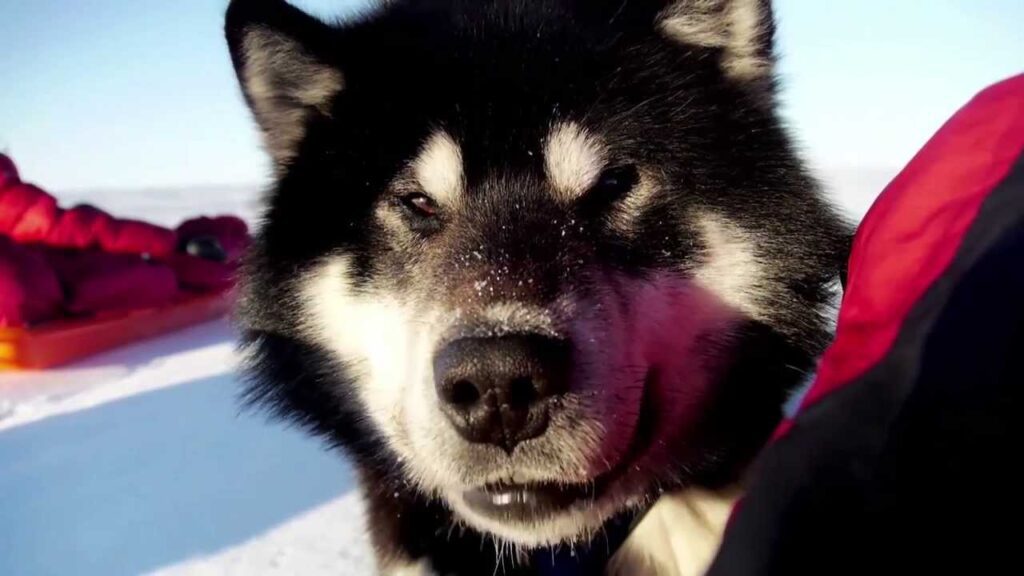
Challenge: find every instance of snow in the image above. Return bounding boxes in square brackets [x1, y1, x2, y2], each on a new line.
[148, 492, 373, 576]
[0, 321, 237, 432]
[0, 318, 373, 576]
[0, 168, 889, 575]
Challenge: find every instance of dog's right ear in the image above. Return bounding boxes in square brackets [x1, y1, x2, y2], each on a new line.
[225, 0, 344, 167]
[657, 0, 776, 84]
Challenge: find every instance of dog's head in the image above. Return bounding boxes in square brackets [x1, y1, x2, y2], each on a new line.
[227, 0, 848, 547]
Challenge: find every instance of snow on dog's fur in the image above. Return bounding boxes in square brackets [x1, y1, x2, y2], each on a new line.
[226, 0, 849, 574]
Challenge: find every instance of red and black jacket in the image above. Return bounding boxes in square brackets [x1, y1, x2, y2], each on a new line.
[708, 74, 1024, 575]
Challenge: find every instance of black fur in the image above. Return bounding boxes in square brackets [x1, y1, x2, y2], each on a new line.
[226, 0, 851, 573]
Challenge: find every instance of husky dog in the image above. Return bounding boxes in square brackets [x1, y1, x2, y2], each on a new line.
[225, 0, 849, 573]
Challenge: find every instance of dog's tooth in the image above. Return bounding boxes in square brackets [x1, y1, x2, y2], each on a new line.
[492, 492, 513, 506]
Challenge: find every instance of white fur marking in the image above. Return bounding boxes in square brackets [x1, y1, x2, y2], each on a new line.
[302, 257, 425, 459]
[413, 131, 464, 204]
[609, 171, 659, 234]
[659, 0, 771, 80]
[610, 488, 740, 576]
[545, 122, 607, 201]
[693, 213, 765, 320]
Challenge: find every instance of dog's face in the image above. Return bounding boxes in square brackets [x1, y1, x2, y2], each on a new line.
[228, 0, 848, 547]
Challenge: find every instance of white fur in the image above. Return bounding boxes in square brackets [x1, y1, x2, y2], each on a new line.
[609, 487, 740, 576]
[545, 122, 607, 202]
[659, 0, 772, 80]
[693, 212, 766, 322]
[241, 26, 344, 164]
[301, 257, 429, 461]
[413, 131, 465, 205]
[609, 170, 660, 235]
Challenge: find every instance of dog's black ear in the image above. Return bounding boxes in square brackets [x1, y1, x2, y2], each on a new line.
[657, 0, 776, 83]
[225, 0, 344, 166]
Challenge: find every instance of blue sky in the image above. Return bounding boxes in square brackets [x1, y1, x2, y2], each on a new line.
[1, 0, 1021, 192]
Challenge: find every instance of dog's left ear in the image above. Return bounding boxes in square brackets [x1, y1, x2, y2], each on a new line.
[658, 0, 776, 83]
[225, 0, 344, 167]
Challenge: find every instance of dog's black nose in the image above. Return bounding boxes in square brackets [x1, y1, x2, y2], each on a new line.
[433, 335, 570, 453]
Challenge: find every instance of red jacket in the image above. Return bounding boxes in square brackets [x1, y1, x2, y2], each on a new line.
[709, 74, 1024, 575]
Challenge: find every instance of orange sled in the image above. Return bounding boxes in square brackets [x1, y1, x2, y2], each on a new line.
[0, 290, 232, 371]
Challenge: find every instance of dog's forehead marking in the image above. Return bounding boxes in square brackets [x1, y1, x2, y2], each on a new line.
[413, 131, 464, 204]
[544, 122, 607, 202]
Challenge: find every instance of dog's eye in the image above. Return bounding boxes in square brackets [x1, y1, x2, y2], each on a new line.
[398, 193, 438, 218]
[584, 165, 639, 208]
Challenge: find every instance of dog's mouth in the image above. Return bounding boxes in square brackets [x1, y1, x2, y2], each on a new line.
[462, 481, 598, 523]
[461, 370, 658, 524]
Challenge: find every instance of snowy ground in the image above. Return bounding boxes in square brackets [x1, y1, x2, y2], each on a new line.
[0, 319, 373, 575]
[0, 169, 890, 575]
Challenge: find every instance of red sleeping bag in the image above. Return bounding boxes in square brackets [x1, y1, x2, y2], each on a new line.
[0, 155, 250, 328]
[0, 236, 64, 326]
